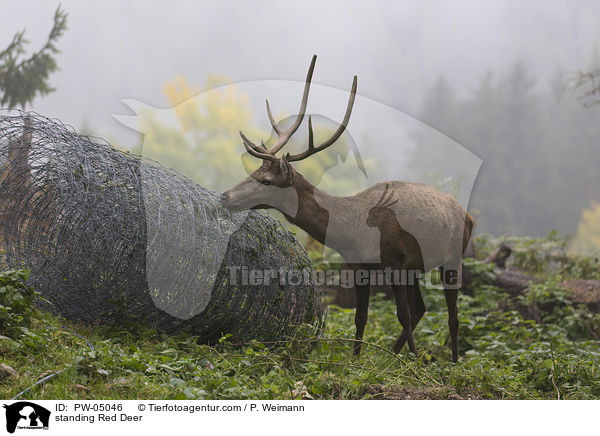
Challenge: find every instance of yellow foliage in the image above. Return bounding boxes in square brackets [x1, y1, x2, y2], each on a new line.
[142, 75, 372, 196]
[141, 75, 260, 192]
[570, 201, 600, 255]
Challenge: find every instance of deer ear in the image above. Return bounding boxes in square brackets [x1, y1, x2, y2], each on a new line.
[280, 154, 294, 182]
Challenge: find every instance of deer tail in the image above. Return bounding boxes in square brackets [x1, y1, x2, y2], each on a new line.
[462, 212, 475, 254]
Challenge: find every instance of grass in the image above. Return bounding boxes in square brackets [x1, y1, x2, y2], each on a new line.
[1, 290, 599, 400]
[1, 233, 600, 400]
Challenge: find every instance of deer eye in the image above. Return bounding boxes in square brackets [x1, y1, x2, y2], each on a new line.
[261, 179, 271, 185]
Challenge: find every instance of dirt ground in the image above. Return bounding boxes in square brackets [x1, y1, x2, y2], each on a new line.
[362, 385, 485, 400]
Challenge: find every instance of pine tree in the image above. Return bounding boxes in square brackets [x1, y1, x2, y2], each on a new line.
[0, 5, 68, 110]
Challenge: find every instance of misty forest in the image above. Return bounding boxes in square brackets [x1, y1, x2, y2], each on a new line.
[1, 2, 600, 402]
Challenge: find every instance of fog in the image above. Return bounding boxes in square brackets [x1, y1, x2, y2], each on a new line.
[2, 1, 597, 138]
[2, 0, 600, 238]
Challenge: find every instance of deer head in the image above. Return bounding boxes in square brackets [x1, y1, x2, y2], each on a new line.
[220, 55, 357, 214]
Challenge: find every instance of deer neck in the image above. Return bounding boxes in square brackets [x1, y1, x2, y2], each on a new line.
[283, 174, 358, 252]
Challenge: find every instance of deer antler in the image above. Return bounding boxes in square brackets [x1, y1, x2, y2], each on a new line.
[264, 55, 317, 154]
[239, 131, 277, 162]
[286, 74, 357, 162]
[239, 54, 358, 163]
[239, 55, 317, 159]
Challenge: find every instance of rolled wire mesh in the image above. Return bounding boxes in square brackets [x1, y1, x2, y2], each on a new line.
[0, 111, 325, 343]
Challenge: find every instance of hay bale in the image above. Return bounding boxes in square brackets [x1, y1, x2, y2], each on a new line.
[0, 111, 325, 343]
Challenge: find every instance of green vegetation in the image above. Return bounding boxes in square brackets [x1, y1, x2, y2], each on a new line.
[0, 269, 35, 340]
[1, 233, 599, 400]
[0, 6, 68, 110]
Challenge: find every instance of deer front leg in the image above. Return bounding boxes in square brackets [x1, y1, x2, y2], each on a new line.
[392, 283, 426, 353]
[391, 284, 417, 355]
[353, 284, 370, 356]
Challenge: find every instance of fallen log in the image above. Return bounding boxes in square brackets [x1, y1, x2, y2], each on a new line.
[464, 244, 600, 314]
[559, 279, 600, 313]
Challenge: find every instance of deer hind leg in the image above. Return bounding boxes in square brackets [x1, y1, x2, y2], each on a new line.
[392, 283, 426, 353]
[353, 284, 370, 356]
[441, 261, 461, 363]
[444, 288, 459, 363]
[391, 284, 418, 355]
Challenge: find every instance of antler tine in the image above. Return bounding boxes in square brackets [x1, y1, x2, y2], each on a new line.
[265, 54, 317, 155]
[307, 115, 314, 150]
[287, 74, 357, 162]
[266, 99, 282, 135]
[239, 131, 277, 162]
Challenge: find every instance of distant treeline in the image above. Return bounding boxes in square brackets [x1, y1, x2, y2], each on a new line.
[411, 60, 600, 237]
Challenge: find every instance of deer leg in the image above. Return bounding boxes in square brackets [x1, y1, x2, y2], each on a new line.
[353, 284, 370, 356]
[391, 285, 417, 355]
[444, 288, 459, 363]
[392, 283, 426, 353]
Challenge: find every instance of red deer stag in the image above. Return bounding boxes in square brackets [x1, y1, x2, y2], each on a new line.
[221, 55, 473, 362]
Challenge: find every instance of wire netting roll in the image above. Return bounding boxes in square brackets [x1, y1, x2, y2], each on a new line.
[0, 111, 325, 343]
